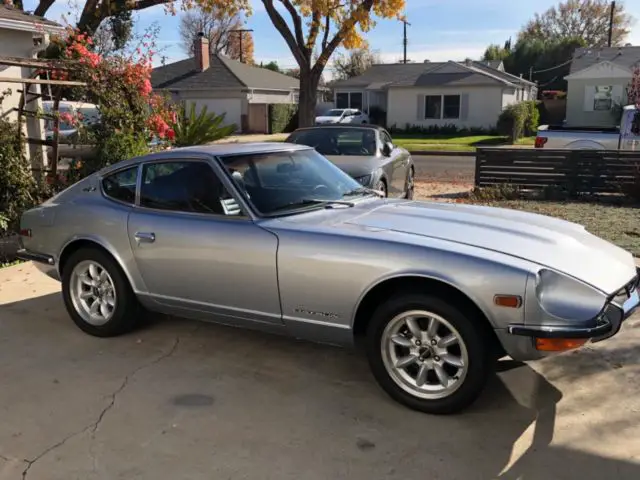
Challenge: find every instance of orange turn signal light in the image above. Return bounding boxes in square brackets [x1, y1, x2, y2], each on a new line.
[535, 338, 588, 352]
[494, 295, 522, 308]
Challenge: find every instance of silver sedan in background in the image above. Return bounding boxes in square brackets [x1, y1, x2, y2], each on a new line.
[18, 143, 640, 414]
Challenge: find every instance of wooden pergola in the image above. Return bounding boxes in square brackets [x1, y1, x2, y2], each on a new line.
[0, 55, 86, 177]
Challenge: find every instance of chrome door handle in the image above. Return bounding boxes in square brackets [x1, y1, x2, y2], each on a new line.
[134, 232, 155, 243]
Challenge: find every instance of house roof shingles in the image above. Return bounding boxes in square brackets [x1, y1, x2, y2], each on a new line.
[151, 54, 299, 91]
[332, 60, 532, 89]
[0, 5, 61, 27]
[570, 46, 640, 73]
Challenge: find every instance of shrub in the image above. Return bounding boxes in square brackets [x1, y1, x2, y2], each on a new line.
[497, 100, 540, 141]
[467, 184, 521, 202]
[171, 102, 236, 147]
[269, 104, 297, 134]
[0, 117, 38, 235]
[368, 106, 387, 126]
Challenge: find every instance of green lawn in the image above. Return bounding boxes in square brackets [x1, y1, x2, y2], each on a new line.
[393, 135, 535, 152]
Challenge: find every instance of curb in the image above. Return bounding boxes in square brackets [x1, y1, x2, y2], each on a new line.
[406, 150, 476, 157]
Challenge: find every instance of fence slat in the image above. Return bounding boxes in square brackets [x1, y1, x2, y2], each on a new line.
[475, 148, 640, 194]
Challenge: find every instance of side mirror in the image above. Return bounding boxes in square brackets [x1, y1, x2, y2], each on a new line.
[382, 142, 394, 156]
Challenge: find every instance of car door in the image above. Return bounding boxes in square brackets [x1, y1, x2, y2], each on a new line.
[127, 158, 282, 325]
[381, 130, 409, 197]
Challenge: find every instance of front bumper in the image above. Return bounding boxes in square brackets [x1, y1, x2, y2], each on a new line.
[507, 269, 639, 351]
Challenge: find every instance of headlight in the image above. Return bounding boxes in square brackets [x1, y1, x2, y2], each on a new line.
[535, 269, 607, 321]
[354, 174, 372, 186]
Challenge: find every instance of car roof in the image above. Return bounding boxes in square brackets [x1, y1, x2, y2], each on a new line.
[98, 142, 312, 175]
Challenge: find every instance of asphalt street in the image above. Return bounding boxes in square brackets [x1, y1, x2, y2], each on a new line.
[412, 154, 476, 182]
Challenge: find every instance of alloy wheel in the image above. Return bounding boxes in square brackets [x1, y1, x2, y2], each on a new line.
[380, 310, 469, 400]
[69, 260, 117, 326]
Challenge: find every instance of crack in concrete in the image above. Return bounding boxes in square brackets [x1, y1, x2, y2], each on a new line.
[22, 334, 182, 480]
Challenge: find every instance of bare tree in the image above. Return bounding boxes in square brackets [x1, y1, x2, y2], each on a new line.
[333, 47, 381, 80]
[179, 5, 253, 63]
[519, 0, 634, 47]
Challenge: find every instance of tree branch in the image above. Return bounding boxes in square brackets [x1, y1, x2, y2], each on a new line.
[307, 2, 321, 51]
[33, 0, 56, 17]
[132, 0, 170, 10]
[313, 0, 374, 75]
[278, 0, 307, 57]
[261, 0, 307, 67]
[321, 14, 331, 51]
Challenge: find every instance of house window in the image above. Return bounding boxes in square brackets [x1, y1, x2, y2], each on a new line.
[336, 92, 363, 109]
[350, 92, 363, 110]
[424, 95, 442, 119]
[443, 95, 461, 119]
[424, 94, 461, 120]
[336, 93, 349, 108]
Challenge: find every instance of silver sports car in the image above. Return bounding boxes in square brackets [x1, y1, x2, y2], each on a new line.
[18, 143, 640, 414]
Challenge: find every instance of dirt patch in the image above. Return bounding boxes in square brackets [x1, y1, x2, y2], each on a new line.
[414, 181, 473, 202]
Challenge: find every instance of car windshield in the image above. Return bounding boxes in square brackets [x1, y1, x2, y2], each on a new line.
[287, 128, 378, 156]
[325, 109, 345, 117]
[221, 148, 372, 216]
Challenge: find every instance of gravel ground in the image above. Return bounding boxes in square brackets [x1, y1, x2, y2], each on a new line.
[415, 181, 640, 256]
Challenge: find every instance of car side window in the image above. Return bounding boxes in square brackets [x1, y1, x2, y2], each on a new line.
[139, 161, 243, 216]
[102, 166, 138, 204]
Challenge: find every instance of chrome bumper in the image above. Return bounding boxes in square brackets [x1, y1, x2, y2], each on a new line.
[16, 248, 55, 265]
[508, 269, 639, 343]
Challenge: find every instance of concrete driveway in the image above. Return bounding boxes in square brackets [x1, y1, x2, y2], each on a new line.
[1, 262, 640, 480]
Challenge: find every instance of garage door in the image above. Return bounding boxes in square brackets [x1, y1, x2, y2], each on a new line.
[187, 99, 242, 133]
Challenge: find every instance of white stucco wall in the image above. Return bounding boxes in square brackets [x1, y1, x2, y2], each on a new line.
[387, 85, 505, 130]
[0, 29, 47, 168]
[501, 87, 518, 108]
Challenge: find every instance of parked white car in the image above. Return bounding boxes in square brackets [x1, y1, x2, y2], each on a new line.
[42, 100, 101, 142]
[315, 108, 370, 125]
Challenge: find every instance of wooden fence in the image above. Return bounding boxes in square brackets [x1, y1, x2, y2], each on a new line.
[475, 148, 640, 194]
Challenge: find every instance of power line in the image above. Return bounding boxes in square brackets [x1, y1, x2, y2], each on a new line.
[531, 57, 574, 75]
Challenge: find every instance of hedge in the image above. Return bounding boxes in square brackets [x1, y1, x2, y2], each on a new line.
[269, 104, 298, 134]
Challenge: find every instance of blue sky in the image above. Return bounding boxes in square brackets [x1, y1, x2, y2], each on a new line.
[26, 0, 640, 78]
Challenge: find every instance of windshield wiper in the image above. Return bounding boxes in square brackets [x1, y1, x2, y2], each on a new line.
[270, 198, 355, 213]
[342, 186, 384, 198]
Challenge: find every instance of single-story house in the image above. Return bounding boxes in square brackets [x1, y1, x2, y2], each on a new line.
[0, 5, 64, 168]
[152, 36, 302, 134]
[564, 46, 640, 127]
[330, 59, 537, 130]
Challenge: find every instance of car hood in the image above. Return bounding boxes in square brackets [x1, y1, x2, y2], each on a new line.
[325, 155, 384, 178]
[343, 200, 636, 294]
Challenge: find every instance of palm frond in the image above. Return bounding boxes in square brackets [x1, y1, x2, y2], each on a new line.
[171, 102, 237, 147]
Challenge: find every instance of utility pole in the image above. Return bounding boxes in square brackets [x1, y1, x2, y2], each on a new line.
[608, 1, 615, 47]
[402, 19, 410, 64]
[229, 28, 254, 63]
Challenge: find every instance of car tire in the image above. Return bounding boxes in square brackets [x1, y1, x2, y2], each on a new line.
[365, 293, 491, 414]
[375, 180, 388, 197]
[404, 167, 415, 200]
[62, 247, 141, 338]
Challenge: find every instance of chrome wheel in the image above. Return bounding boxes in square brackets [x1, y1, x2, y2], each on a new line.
[381, 310, 469, 400]
[69, 260, 117, 326]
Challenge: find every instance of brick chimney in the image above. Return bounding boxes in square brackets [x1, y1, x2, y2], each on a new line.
[194, 32, 210, 71]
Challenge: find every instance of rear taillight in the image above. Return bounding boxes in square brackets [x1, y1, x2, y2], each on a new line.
[534, 136, 548, 148]
[19, 228, 32, 238]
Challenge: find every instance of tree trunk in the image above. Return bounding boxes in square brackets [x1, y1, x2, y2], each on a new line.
[298, 69, 321, 128]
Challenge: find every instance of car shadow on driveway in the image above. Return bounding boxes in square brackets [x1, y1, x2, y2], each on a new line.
[1, 292, 640, 480]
